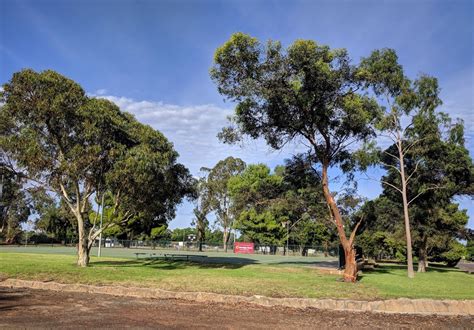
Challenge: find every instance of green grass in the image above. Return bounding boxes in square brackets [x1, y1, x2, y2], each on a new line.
[0, 252, 472, 300]
[0, 245, 337, 265]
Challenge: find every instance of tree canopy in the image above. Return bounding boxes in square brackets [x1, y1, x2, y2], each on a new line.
[211, 33, 381, 281]
[0, 69, 194, 266]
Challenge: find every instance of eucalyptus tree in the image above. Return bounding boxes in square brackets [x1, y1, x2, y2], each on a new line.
[203, 156, 246, 252]
[211, 33, 379, 281]
[228, 164, 287, 249]
[372, 107, 472, 272]
[104, 121, 195, 243]
[358, 50, 473, 276]
[0, 69, 193, 266]
[357, 51, 418, 277]
[192, 174, 210, 251]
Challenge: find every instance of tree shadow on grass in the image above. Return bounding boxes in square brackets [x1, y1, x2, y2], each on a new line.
[90, 256, 258, 270]
[361, 263, 460, 276]
[273, 260, 339, 268]
[90, 260, 144, 267]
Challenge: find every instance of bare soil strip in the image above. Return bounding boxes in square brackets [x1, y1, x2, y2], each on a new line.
[0, 287, 473, 329]
[1, 279, 473, 316]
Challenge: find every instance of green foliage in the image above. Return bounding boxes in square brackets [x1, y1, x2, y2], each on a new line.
[229, 159, 332, 249]
[191, 176, 211, 244]
[357, 197, 406, 260]
[0, 166, 30, 243]
[201, 157, 246, 248]
[31, 189, 77, 242]
[0, 69, 194, 261]
[356, 50, 473, 269]
[170, 227, 196, 242]
[467, 239, 474, 261]
[211, 34, 380, 165]
[440, 241, 466, 267]
[150, 225, 170, 240]
[229, 164, 286, 245]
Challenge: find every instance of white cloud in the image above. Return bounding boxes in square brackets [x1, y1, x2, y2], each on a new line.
[101, 95, 298, 174]
[97, 94, 474, 229]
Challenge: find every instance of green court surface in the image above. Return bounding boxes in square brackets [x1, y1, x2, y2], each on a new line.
[0, 245, 338, 268]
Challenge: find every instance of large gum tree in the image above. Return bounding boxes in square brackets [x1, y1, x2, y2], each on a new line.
[210, 33, 380, 282]
[0, 69, 193, 266]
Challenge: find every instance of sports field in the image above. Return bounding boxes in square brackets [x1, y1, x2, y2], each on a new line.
[1, 246, 473, 300]
[0, 245, 338, 266]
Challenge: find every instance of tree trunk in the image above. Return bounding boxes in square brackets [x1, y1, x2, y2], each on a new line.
[301, 246, 308, 257]
[398, 142, 415, 278]
[321, 164, 358, 282]
[417, 236, 428, 273]
[76, 212, 90, 267]
[77, 239, 90, 267]
[223, 228, 229, 252]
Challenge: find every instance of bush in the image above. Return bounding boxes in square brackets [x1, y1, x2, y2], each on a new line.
[440, 241, 467, 267]
[466, 240, 474, 262]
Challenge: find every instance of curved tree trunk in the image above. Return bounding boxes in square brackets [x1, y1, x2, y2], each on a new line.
[321, 164, 358, 282]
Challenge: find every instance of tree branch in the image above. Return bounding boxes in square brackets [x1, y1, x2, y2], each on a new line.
[381, 180, 403, 194]
[349, 215, 364, 246]
[408, 185, 441, 205]
[382, 150, 400, 162]
[361, 173, 403, 194]
[380, 160, 401, 174]
[405, 159, 422, 184]
[402, 137, 426, 154]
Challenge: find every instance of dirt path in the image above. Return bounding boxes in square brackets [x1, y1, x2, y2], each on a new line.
[0, 287, 472, 329]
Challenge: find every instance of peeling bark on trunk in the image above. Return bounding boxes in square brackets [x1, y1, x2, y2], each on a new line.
[321, 164, 358, 282]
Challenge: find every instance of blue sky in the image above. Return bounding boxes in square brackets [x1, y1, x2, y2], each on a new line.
[1, 0, 473, 229]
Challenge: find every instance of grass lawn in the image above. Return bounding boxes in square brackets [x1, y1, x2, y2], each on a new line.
[0, 252, 473, 300]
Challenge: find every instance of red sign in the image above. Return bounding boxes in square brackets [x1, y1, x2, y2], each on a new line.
[234, 242, 254, 254]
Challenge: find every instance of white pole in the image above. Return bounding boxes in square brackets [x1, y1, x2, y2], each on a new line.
[98, 193, 105, 257]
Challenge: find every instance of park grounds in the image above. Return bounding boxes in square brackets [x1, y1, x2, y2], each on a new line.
[0, 245, 473, 328]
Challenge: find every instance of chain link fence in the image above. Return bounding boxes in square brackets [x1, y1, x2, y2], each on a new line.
[9, 237, 339, 258]
[89, 238, 339, 257]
